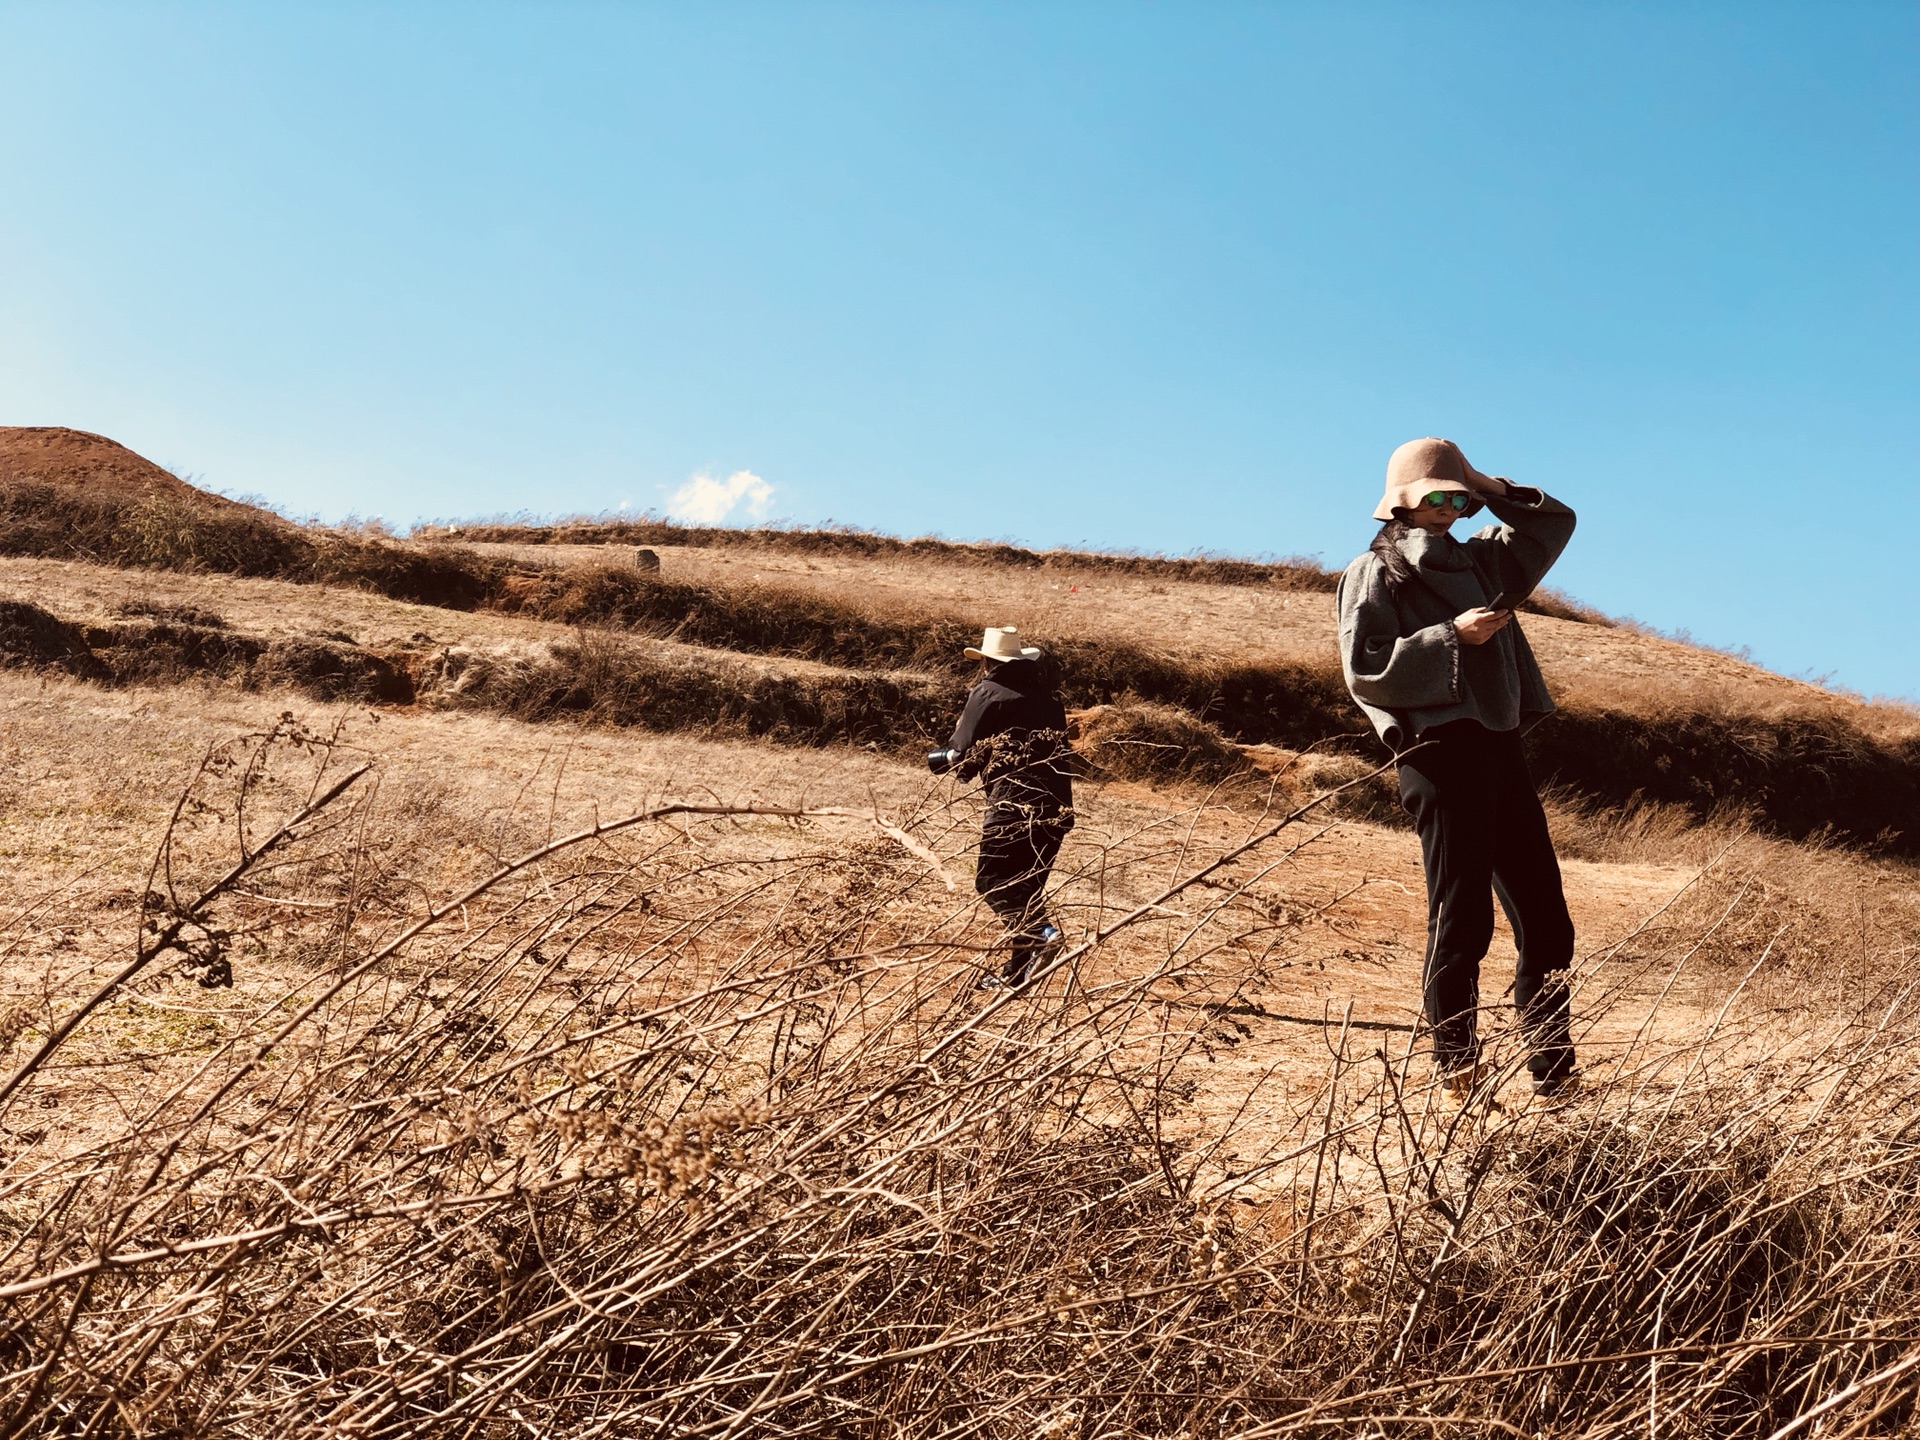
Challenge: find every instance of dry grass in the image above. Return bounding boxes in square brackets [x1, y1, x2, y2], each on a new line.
[431, 626, 959, 749]
[0, 483, 502, 608]
[1070, 700, 1256, 786]
[1544, 793, 1920, 1011]
[1534, 691, 1920, 856]
[0, 718, 1916, 1436]
[428, 523, 1700, 638]
[0, 598, 411, 704]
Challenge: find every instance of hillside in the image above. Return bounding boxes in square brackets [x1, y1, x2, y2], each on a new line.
[1, 432, 1918, 1436]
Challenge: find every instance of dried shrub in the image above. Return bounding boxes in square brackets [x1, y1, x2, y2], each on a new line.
[1, 730, 1916, 1437]
[1070, 700, 1253, 784]
[1286, 747, 1408, 824]
[430, 629, 959, 747]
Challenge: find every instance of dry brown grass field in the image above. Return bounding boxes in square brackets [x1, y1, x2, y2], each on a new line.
[2, 436, 1919, 1436]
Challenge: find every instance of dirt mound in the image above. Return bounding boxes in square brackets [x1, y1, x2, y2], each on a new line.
[0, 426, 254, 511]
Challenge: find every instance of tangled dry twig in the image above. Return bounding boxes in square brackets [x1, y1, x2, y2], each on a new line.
[0, 728, 1915, 1437]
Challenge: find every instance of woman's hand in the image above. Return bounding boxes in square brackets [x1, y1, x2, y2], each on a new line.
[1436, 438, 1510, 498]
[1461, 461, 1510, 497]
[1454, 608, 1513, 645]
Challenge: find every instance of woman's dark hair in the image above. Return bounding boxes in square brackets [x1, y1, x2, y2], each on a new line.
[1370, 517, 1415, 592]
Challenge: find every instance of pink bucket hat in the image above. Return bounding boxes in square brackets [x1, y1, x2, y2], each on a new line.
[1372, 437, 1483, 522]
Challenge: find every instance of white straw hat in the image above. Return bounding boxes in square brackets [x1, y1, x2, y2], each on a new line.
[963, 626, 1043, 663]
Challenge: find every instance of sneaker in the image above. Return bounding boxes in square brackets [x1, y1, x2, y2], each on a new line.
[975, 973, 1009, 992]
[1032, 924, 1064, 965]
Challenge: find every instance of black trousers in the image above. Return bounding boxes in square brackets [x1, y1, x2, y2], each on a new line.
[976, 807, 1070, 981]
[1398, 722, 1575, 1083]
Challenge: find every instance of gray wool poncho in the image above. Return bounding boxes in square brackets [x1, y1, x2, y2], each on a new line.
[1335, 487, 1576, 752]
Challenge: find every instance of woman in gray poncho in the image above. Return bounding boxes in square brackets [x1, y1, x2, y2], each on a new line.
[1336, 437, 1579, 1102]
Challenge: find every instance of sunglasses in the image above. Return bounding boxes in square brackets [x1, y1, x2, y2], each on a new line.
[1422, 491, 1471, 512]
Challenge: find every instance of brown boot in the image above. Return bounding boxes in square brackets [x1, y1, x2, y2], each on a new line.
[1530, 1071, 1583, 1107]
[1438, 1062, 1504, 1112]
[1439, 1063, 1485, 1105]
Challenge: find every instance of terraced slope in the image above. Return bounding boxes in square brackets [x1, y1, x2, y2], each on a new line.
[446, 529, 1920, 854]
[2, 428, 1915, 853]
[466, 535, 1839, 709]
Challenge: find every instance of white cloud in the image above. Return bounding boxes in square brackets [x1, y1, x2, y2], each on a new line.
[666, 469, 773, 525]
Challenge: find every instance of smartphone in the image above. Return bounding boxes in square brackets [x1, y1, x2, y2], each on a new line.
[1487, 590, 1531, 613]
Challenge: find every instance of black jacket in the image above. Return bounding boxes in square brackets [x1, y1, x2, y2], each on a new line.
[947, 659, 1074, 819]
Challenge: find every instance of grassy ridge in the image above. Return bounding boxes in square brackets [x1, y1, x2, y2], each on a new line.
[434, 513, 1618, 625]
[440, 629, 958, 748]
[1533, 703, 1920, 852]
[0, 481, 501, 606]
[434, 513, 1344, 592]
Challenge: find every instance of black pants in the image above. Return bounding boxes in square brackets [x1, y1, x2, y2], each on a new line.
[976, 807, 1071, 981]
[1398, 722, 1575, 1083]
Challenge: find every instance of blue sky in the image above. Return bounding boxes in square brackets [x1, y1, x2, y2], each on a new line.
[2, 3, 1915, 699]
